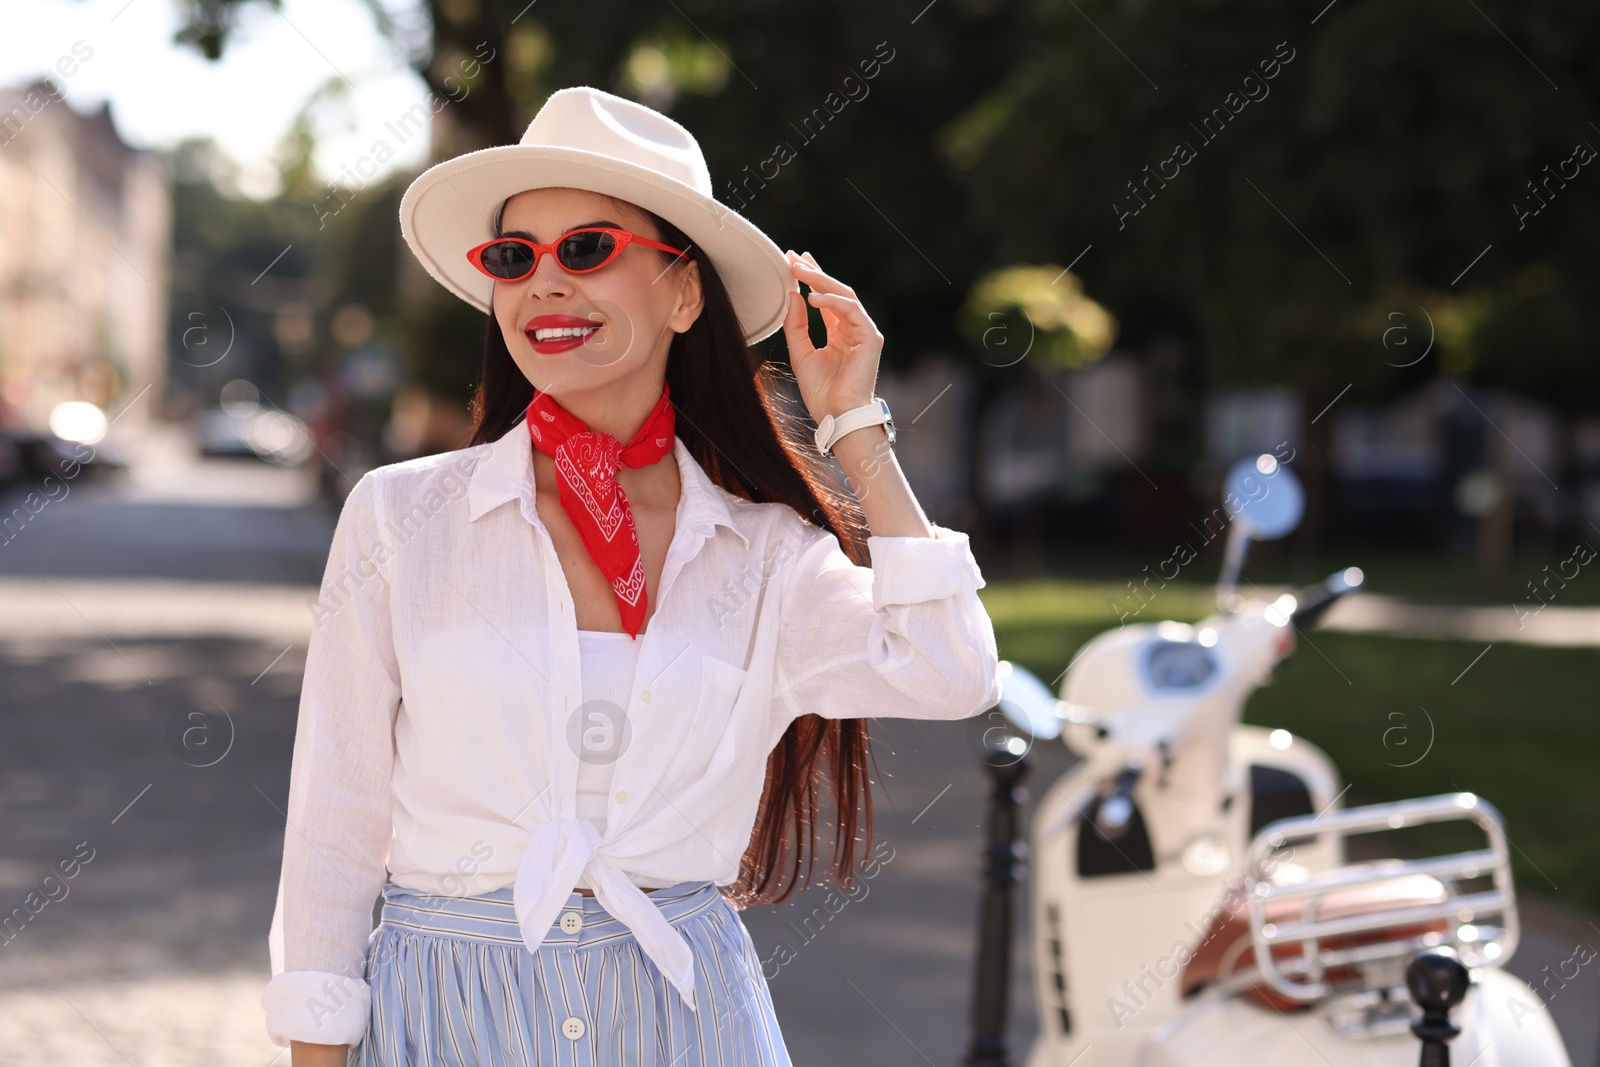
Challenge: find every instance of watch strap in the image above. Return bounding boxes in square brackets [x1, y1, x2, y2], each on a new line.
[816, 397, 893, 456]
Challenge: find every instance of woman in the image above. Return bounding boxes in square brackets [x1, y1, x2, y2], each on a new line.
[260, 85, 1001, 1066]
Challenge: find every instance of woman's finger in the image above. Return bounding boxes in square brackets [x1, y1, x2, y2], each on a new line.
[791, 249, 845, 287]
[791, 259, 857, 301]
[781, 289, 816, 358]
[788, 251, 877, 343]
[805, 291, 868, 320]
[806, 293, 860, 340]
[806, 289, 880, 335]
[799, 251, 853, 297]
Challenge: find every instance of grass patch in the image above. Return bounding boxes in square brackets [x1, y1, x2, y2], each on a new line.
[982, 580, 1600, 913]
[986, 546, 1600, 607]
[976, 579, 1214, 679]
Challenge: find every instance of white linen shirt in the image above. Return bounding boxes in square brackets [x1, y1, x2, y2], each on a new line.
[260, 415, 1002, 1048]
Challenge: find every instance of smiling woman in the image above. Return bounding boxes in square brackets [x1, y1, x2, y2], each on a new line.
[261, 85, 1002, 1067]
[481, 190, 701, 419]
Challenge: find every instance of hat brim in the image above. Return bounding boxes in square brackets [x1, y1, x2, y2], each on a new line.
[399, 145, 797, 346]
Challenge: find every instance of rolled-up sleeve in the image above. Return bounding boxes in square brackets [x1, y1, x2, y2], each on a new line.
[771, 511, 1002, 730]
[260, 472, 400, 1047]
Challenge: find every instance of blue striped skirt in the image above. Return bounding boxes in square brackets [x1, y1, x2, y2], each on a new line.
[347, 879, 792, 1067]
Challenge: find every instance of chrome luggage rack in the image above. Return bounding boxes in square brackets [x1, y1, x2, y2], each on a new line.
[1243, 792, 1519, 1003]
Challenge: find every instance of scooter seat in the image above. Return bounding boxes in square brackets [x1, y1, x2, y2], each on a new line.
[1179, 873, 1450, 1011]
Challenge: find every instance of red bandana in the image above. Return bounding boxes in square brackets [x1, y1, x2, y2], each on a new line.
[525, 385, 676, 639]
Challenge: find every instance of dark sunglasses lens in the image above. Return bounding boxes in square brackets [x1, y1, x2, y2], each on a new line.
[557, 230, 617, 271]
[480, 241, 535, 279]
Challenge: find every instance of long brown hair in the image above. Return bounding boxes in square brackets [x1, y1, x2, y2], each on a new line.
[461, 197, 879, 905]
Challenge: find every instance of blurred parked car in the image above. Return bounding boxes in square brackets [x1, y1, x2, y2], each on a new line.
[0, 429, 121, 485]
[192, 407, 313, 465]
[0, 433, 23, 490]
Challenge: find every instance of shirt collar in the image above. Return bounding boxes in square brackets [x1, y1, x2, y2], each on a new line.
[465, 414, 751, 549]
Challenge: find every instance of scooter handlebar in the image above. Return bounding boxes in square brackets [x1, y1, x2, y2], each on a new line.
[1288, 566, 1364, 629]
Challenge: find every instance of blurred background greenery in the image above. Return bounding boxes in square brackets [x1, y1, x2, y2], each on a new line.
[156, 0, 1600, 544]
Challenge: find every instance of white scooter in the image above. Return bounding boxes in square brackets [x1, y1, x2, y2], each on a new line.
[965, 454, 1570, 1067]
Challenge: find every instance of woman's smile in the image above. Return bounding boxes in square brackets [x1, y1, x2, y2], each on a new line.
[525, 313, 603, 353]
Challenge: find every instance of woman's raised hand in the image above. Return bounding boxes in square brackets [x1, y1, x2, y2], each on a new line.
[781, 250, 884, 424]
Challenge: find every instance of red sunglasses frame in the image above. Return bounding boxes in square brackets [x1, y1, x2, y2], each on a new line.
[465, 227, 688, 282]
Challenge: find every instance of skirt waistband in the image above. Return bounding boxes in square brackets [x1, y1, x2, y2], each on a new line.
[377, 879, 722, 949]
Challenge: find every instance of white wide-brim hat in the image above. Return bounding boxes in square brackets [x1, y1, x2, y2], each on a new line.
[398, 85, 796, 345]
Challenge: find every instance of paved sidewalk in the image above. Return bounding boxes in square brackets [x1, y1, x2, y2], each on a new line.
[1320, 592, 1600, 648]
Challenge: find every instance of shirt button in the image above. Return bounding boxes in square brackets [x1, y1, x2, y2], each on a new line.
[639, 689, 651, 703]
[562, 1016, 586, 1039]
[614, 790, 628, 804]
[559, 911, 583, 934]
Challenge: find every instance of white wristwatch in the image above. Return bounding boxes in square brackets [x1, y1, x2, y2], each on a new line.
[814, 397, 896, 456]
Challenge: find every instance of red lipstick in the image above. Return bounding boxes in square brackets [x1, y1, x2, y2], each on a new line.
[524, 314, 602, 354]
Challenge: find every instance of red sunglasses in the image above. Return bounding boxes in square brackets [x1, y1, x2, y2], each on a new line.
[466, 226, 688, 282]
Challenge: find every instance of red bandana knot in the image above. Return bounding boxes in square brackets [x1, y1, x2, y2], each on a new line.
[524, 385, 676, 638]
[566, 431, 623, 481]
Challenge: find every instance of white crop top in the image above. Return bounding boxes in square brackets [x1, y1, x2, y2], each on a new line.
[572, 629, 644, 889]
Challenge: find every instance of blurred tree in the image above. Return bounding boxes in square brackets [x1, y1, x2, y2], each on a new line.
[169, 0, 1033, 367]
[164, 0, 1042, 515]
[273, 76, 353, 202]
[961, 265, 1118, 369]
[166, 136, 325, 414]
[949, 0, 1600, 410]
[165, 0, 1600, 534]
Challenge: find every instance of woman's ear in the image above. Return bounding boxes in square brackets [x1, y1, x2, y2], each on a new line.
[668, 258, 705, 335]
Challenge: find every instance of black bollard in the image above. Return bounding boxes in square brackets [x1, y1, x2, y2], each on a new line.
[1407, 947, 1471, 1067]
[963, 731, 1029, 1067]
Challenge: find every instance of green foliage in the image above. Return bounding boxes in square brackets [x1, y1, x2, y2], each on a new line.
[167, 138, 326, 399]
[172, 0, 279, 60]
[273, 77, 352, 204]
[961, 266, 1118, 369]
[1246, 632, 1600, 912]
[171, 0, 1600, 418]
[167, 134, 419, 422]
[953, 0, 1600, 406]
[174, 0, 1049, 403]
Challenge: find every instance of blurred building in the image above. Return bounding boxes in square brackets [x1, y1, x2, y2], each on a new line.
[1205, 381, 1571, 555]
[0, 79, 170, 440]
[958, 364, 1581, 558]
[1204, 387, 1301, 468]
[977, 354, 1147, 517]
[1325, 380, 1566, 554]
[874, 354, 978, 527]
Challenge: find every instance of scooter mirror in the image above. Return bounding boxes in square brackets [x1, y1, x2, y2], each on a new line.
[994, 661, 1063, 741]
[1222, 453, 1304, 541]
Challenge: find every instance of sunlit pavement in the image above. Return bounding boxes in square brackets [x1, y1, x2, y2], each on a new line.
[1319, 592, 1600, 647]
[0, 424, 332, 1065]
[0, 423, 1593, 1065]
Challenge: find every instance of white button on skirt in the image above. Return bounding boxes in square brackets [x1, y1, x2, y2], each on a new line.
[347, 879, 792, 1066]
